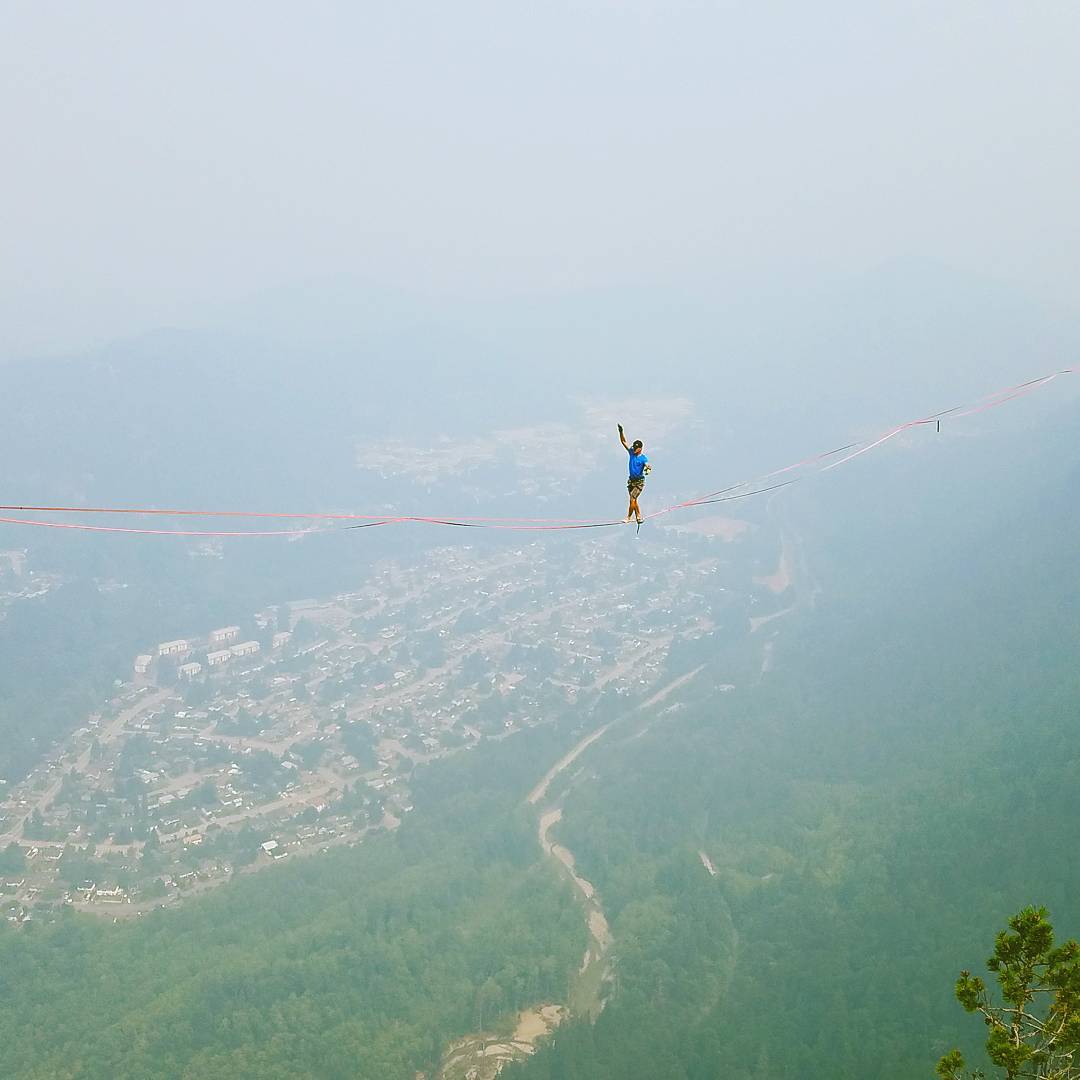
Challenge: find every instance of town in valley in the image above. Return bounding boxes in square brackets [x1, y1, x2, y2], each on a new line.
[1, 524, 787, 925]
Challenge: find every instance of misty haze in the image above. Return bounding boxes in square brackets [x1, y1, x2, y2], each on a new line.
[2, 4, 1079, 1079]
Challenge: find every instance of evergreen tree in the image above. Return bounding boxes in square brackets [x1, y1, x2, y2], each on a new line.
[938, 907, 1080, 1080]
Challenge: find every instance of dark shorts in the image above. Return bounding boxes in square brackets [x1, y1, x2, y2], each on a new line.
[627, 476, 645, 499]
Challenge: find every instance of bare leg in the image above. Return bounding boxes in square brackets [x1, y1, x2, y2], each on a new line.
[629, 495, 642, 523]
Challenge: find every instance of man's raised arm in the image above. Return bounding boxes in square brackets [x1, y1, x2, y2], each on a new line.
[618, 423, 629, 450]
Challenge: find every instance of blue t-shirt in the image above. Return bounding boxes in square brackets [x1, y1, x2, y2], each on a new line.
[628, 450, 648, 479]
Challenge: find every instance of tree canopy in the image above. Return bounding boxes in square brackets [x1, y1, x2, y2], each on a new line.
[938, 907, 1080, 1080]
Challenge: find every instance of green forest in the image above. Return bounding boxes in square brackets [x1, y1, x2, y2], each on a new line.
[4, 415, 1079, 1079]
[506, 445, 1080, 1079]
[0, 727, 586, 1079]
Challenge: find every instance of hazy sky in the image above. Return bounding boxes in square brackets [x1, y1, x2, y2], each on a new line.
[2, 1, 1078, 357]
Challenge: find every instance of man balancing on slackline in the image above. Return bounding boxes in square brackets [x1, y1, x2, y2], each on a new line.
[618, 423, 650, 527]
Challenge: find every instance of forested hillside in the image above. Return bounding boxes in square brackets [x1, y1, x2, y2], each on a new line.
[0, 726, 586, 1079]
[5, 413, 1079, 1078]
[508, 410, 1080, 1079]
